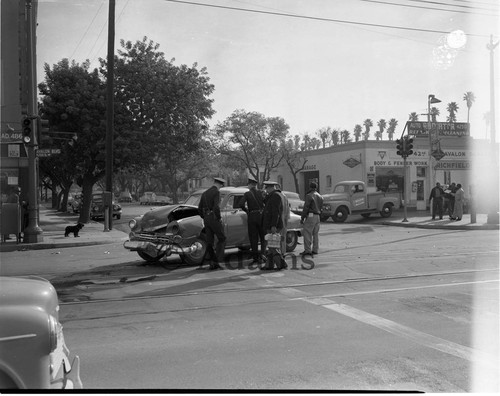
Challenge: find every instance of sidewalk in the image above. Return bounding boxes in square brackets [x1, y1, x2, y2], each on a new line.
[0, 205, 498, 253]
[0, 204, 129, 253]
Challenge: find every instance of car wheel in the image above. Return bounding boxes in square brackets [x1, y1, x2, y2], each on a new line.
[320, 215, 330, 222]
[181, 237, 208, 266]
[286, 231, 298, 252]
[361, 213, 371, 218]
[380, 203, 393, 218]
[332, 207, 348, 223]
[138, 251, 165, 262]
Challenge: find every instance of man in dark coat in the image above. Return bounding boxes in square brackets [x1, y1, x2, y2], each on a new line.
[429, 182, 445, 220]
[198, 177, 226, 270]
[239, 176, 265, 264]
[261, 180, 287, 271]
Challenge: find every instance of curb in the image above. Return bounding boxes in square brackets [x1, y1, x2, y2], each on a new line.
[381, 221, 499, 231]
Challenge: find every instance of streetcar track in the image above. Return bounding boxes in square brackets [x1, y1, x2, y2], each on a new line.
[59, 267, 498, 306]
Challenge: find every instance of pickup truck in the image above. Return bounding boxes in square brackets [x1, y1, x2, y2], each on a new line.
[321, 181, 400, 222]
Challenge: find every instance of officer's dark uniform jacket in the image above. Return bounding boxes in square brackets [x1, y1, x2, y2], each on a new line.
[262, 190, 283, 231]
[239, 187, 264, 213]
[198, 186, 221, 220]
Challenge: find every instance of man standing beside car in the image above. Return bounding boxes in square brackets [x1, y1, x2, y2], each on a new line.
[198, 177, 226, 270]
[301, 182, 323, 256]
[239, 176, 265, 265]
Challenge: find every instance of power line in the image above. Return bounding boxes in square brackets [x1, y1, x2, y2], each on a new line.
[70, 0, 106, 60]
[163, 0, 493, 38]
[361, 0, 498, 16]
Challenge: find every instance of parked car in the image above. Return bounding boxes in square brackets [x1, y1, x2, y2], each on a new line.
[0, 276, 82, 389]
[124, 187, 303, 265]
[90, 193, 122, 220]
[118, 191, 133, 203]
[282, 191, 305, 215]
[139, 192, 156, 205]
[154, 192, 173, 205]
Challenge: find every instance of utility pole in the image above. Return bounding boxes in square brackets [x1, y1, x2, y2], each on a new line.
[105, 0, 115, 231]
[23, 0, 43, 243]
[487, 35, 499, 224]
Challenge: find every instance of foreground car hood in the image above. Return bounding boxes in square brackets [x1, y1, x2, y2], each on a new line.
[0, 276, 58, 318]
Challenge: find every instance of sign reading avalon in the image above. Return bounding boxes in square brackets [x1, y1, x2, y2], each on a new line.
[406, 121, 470, 137]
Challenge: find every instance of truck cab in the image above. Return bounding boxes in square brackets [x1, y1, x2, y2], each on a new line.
[321, 181, 399, 222]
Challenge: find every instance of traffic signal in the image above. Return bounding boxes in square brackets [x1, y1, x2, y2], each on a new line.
[22, 117, 32, 144]
[37, 118, 51, 147]
[396, 138, 405, 157]
[405, 137, 414, 156]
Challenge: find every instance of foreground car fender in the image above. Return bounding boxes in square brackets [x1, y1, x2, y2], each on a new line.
[0, 277, 82, 389]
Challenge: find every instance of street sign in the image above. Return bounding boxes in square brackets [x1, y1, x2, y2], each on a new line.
[406, 121, 470, 137]
[36, 148, 61, 157]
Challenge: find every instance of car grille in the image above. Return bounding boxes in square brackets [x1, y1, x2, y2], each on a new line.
[135, 232, 180, 244]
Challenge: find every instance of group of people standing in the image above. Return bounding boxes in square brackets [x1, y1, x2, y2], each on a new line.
[429, 182, 465, 221]
[197, 176, 324, 271]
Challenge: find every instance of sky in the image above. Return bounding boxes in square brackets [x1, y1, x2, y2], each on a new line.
[36, 0, 500, 142]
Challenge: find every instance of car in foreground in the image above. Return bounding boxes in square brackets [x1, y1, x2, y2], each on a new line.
[282, 191, 304, 215]
[90, 193, 122, 220]
[0, 276, 82, 389]
[124, 187, 303, 265]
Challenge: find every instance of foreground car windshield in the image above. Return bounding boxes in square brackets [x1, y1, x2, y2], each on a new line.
[183, 192, 228, 207]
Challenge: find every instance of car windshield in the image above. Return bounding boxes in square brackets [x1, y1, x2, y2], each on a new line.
[184, 192, 228, 207]
[284, 192, 299, 199]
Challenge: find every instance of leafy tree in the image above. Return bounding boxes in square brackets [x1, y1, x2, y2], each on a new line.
[213, 110, 289, 184]
[463, 91, 475, 123]
[430, 107, 440, 122]
[110, 37, 215, 203]
[376, 119, 386, 141]
[280, 139, 308, 193]
[408, 112, 419, 121]
[293, 135, 301, 150]
[353, 124, 362, 142]
[446, 102, 459, 123]
[387, 118, 398, 141]
[363, 119, 373, 140]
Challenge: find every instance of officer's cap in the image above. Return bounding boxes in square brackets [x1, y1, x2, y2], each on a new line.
[263, 180, 278, 187]
[214, 177, 226, 185]
[247, 176, 258, 184]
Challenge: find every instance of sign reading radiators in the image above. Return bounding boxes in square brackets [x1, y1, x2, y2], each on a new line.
[406, 122, 470, 137]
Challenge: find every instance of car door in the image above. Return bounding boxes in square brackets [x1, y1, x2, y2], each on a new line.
[351, 184, 367, 209]
[221, 193, 249, 247]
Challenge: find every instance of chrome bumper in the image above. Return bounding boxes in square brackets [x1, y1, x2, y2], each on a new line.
[124, 240, 202, 257]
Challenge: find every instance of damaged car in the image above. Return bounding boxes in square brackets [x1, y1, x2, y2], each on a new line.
[124, 187, 303, 265]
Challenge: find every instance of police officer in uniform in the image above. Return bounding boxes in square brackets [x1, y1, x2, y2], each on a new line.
[239, 176, 265, 264]
[198, 177, 226, 270]
[261, 180, 287, 271]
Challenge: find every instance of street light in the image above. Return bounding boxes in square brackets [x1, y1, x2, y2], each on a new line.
[428, 94, 441, 213]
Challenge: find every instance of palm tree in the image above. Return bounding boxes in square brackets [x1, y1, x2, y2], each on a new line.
[331, 129, 339, 146]
[387, 118, 398, 141]
[341, 129, 351, 144]
[376, 119, 386, 140]
[363, 119, 373, 140]
[294, 135, 301, 150]
[318, 127, 331, 148]
[311, 137, 321, 150]
[446, 102, 459, 123]
[353, 124, 362, 142]
[408, 112, 419, 121]
[463, 91, 475, 123]
[303, 134, 311, 150]
[430, 107, 440, 122]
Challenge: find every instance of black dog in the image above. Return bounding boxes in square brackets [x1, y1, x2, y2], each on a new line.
[65, 223, 84, 237]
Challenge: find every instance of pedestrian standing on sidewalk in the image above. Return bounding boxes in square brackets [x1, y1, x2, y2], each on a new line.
[429, 182, 444, 220]
[239, 176, 265, 265]
[198, 177, 226, 270]
[451, 183, 465, 221]
[446, 182, 457, 219]
[300, 182, 324, 256]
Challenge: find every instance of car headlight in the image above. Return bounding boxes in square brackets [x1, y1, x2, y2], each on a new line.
[323, 204, 331, 211]
[129, 219, 137, 230]
[48, 315, 58, 353]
